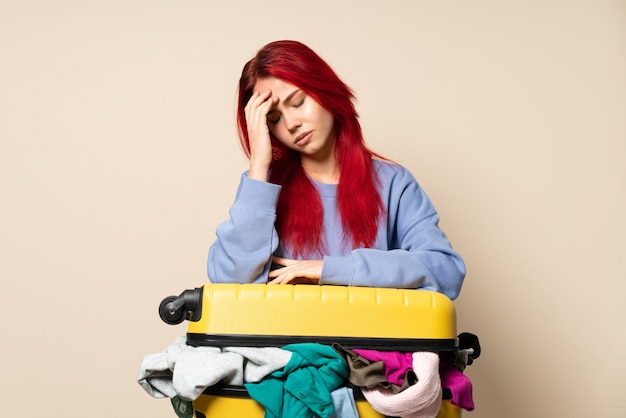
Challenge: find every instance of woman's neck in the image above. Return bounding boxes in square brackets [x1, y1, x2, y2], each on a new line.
[300, 134, 339, 184]
[301, 155, 339, 184]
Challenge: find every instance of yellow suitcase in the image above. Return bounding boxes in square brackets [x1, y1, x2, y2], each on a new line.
[159, 284, 467, 418]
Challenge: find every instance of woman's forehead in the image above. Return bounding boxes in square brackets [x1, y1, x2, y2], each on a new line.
[254, 77, 298, 99]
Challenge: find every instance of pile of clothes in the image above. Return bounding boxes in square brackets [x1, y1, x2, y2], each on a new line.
[137, 334, 479, 418]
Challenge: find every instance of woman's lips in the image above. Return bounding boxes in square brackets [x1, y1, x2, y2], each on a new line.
[295, 131, 312, 146]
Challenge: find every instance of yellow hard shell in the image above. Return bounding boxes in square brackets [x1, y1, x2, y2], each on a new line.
[187, 284, 457, 339]
[193, 395, 461, 418]
[188, 284, 462, 417]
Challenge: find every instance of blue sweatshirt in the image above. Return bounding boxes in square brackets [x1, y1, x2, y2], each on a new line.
[207, 160, 465, 299]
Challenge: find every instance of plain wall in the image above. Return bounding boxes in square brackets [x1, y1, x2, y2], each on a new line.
[2, 1, 625, 417]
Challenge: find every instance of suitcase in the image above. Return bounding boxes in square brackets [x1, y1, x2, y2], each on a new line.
[159, 284, 466, 418]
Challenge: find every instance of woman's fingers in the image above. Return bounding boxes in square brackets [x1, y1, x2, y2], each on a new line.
[268, 259, 323, 285]
[272, 256, 296, 267]
[245, 90, 274, 125]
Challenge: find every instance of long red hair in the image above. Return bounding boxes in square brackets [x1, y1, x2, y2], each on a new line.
[236, 40, 385, 257]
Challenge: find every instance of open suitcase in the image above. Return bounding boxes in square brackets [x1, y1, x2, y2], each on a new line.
[159, 284, 473, 418]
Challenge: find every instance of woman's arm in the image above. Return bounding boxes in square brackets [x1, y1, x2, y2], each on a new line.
[321, 164, 465, 299]
[321, 225, 465, 299]
[206, 174, 281, 283]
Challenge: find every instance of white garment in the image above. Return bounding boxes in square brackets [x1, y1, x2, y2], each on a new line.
[361, 352, 442, 418]
[137, 337, 292, 401]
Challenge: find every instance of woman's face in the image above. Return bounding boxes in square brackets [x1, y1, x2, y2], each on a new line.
[253, 77, 335, 161]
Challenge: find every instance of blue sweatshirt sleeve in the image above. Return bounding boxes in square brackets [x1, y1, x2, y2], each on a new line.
[320, 165, 465, 299]
[207, 173, 281, 284]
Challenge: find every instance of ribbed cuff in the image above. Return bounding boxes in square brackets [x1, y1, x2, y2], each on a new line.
[236, 177, 281, 213]
[320, 255, 355, 286]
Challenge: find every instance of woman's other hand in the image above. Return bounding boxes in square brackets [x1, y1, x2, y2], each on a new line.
[268, 256, 323, 284]
[244, 90, 277, 181]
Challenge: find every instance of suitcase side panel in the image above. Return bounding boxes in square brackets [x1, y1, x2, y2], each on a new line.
[187, 284, 457, 340]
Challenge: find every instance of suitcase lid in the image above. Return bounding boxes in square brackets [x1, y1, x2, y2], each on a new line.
[186, 284, 457, 350]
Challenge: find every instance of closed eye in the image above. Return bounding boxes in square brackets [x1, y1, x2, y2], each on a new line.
[267, 112, 281, 125]
[267, 90, 305, 125]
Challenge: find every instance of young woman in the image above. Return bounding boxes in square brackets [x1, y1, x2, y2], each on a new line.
[207, 40, 465, 300]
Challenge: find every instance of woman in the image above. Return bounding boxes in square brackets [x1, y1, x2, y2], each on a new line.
[207, 40, 465, 299]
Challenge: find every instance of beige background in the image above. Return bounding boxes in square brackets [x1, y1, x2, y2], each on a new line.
[2, 1, 625, 417]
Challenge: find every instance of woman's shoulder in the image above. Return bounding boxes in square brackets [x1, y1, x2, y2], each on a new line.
[372, 158, 417, 184]
[371, 159, 433, 211]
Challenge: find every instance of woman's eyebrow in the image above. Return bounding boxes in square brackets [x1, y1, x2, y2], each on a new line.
[283, 89, 302, 104]
[267, 89, 302, 118]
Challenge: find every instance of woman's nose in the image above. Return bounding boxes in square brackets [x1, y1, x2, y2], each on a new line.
[283, 113, 302, 132]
